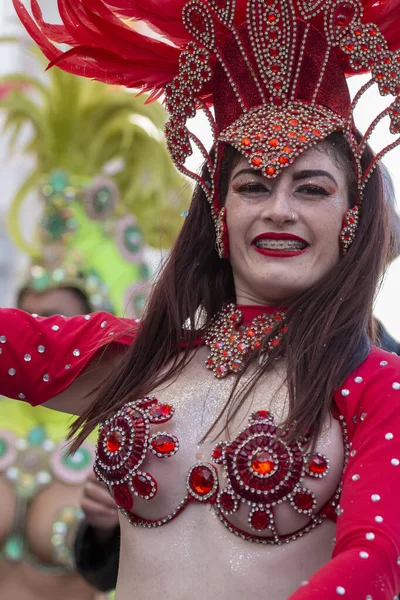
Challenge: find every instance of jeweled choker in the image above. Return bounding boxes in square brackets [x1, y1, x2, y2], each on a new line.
[203, 304, 287, 379]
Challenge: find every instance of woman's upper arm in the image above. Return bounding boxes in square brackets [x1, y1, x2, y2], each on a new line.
[289, 351, 400, 599]
[0, 308, 137, 414]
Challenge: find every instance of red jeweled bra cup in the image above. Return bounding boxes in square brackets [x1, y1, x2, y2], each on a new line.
[94, 395, 347, 545]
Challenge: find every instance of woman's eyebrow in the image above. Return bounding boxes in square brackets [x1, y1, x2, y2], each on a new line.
[293, 169, 338, 185]
[231, 168, 264, 182]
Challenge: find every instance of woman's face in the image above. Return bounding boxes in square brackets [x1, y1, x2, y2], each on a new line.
[225, 143, 350, 305]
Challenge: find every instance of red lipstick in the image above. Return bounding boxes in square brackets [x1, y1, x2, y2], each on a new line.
[252, 232, 309, 258]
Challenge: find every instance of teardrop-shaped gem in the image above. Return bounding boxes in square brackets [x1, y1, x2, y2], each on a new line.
[132, 472, 157, 499]
[251, 410, 271, 422]
[212, 442, 225, 464]
[148, 403, 174, 423]
[150, 433, 178, 457]
[113, 483, 133, 511]
[106, 431, 122, 453]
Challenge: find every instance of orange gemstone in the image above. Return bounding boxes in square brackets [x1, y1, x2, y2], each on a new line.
[246, 329, 256, 337]
[312, 129, 322, 136]
[298, 135, 307, 143]
[266, 166, 276, 176]
[106, 432, 122, 453]
[271, 339, 281, 346]
[251, 450, 275, 475]
[287, 131, 296, 138]
[273, 125, 282, 131]
[242, 137, 251, 146]
[269, 138, 279, 147]
[288, 118, 299, 126]
[283, 145, 292, 153]
[279, 155, 289, 165]
[189, 466, 215, 495]
[252, 156, 262, 167]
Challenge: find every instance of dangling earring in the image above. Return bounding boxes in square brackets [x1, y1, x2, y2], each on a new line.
[215, 207, 229, 259]
[340, 205, 359, 255]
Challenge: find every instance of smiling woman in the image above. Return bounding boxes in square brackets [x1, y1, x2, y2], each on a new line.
[2, 0, 400, 599]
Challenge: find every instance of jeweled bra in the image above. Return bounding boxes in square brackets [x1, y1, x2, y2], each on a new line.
[95, 347, 348, 545]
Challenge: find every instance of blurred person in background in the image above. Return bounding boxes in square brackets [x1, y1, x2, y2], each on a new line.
[0, 53, 188, 600]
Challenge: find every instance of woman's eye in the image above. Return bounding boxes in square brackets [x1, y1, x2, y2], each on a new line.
[296, 185, 330, 197]
[236, 183, 267, 194]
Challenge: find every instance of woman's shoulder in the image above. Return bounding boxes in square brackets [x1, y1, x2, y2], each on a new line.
[334, 346, 400, 438]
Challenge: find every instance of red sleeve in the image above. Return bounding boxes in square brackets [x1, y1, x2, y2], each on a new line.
[289, 348, 400, 600]
[0, 308, 137, 406]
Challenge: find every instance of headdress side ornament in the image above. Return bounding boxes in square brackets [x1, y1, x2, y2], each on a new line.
[13, 0, 400, 239]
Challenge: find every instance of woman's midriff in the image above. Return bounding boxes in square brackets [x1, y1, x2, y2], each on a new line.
[117, 509, 336, 600]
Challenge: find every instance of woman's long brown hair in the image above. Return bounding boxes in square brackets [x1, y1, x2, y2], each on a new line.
[70, 133, 393, 450]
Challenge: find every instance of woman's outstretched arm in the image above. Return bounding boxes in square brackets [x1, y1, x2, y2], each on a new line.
[0, 308, 137, 415]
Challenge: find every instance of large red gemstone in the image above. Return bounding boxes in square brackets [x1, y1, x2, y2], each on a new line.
[149, 404, 173, 421]
[113, 483, 133, 511]
[252, 450, 275, 475]
[294, 491, 313, 511]
[132, 474, 155, 497]
[219, 492, 235, 512]
[189, 466, 215, 496]
[151, 434, 176, 455]
[106, 431, 122, 453]
[251, 510, 270, 530]
[309, 455, 328, 475]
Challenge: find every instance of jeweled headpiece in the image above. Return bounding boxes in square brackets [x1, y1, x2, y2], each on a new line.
[1, 48, 189, 314]
[13, 0, 400, 223]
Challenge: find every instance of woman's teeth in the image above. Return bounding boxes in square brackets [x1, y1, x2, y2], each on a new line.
[254, 239, 307, 250]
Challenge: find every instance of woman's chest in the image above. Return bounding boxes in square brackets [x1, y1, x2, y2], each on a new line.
[96, 350, 346, 542]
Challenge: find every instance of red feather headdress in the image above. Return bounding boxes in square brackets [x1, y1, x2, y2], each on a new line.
[13, 0, 400, 222]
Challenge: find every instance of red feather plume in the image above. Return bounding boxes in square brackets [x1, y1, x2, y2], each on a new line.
[12, 0, 400, 96]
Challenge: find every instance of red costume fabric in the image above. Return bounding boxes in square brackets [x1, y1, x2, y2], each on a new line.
[0, 307, 400, 598]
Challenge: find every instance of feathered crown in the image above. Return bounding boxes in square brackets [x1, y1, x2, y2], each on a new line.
[1, 48, 189, 315]
[13, 0, 400, 220]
